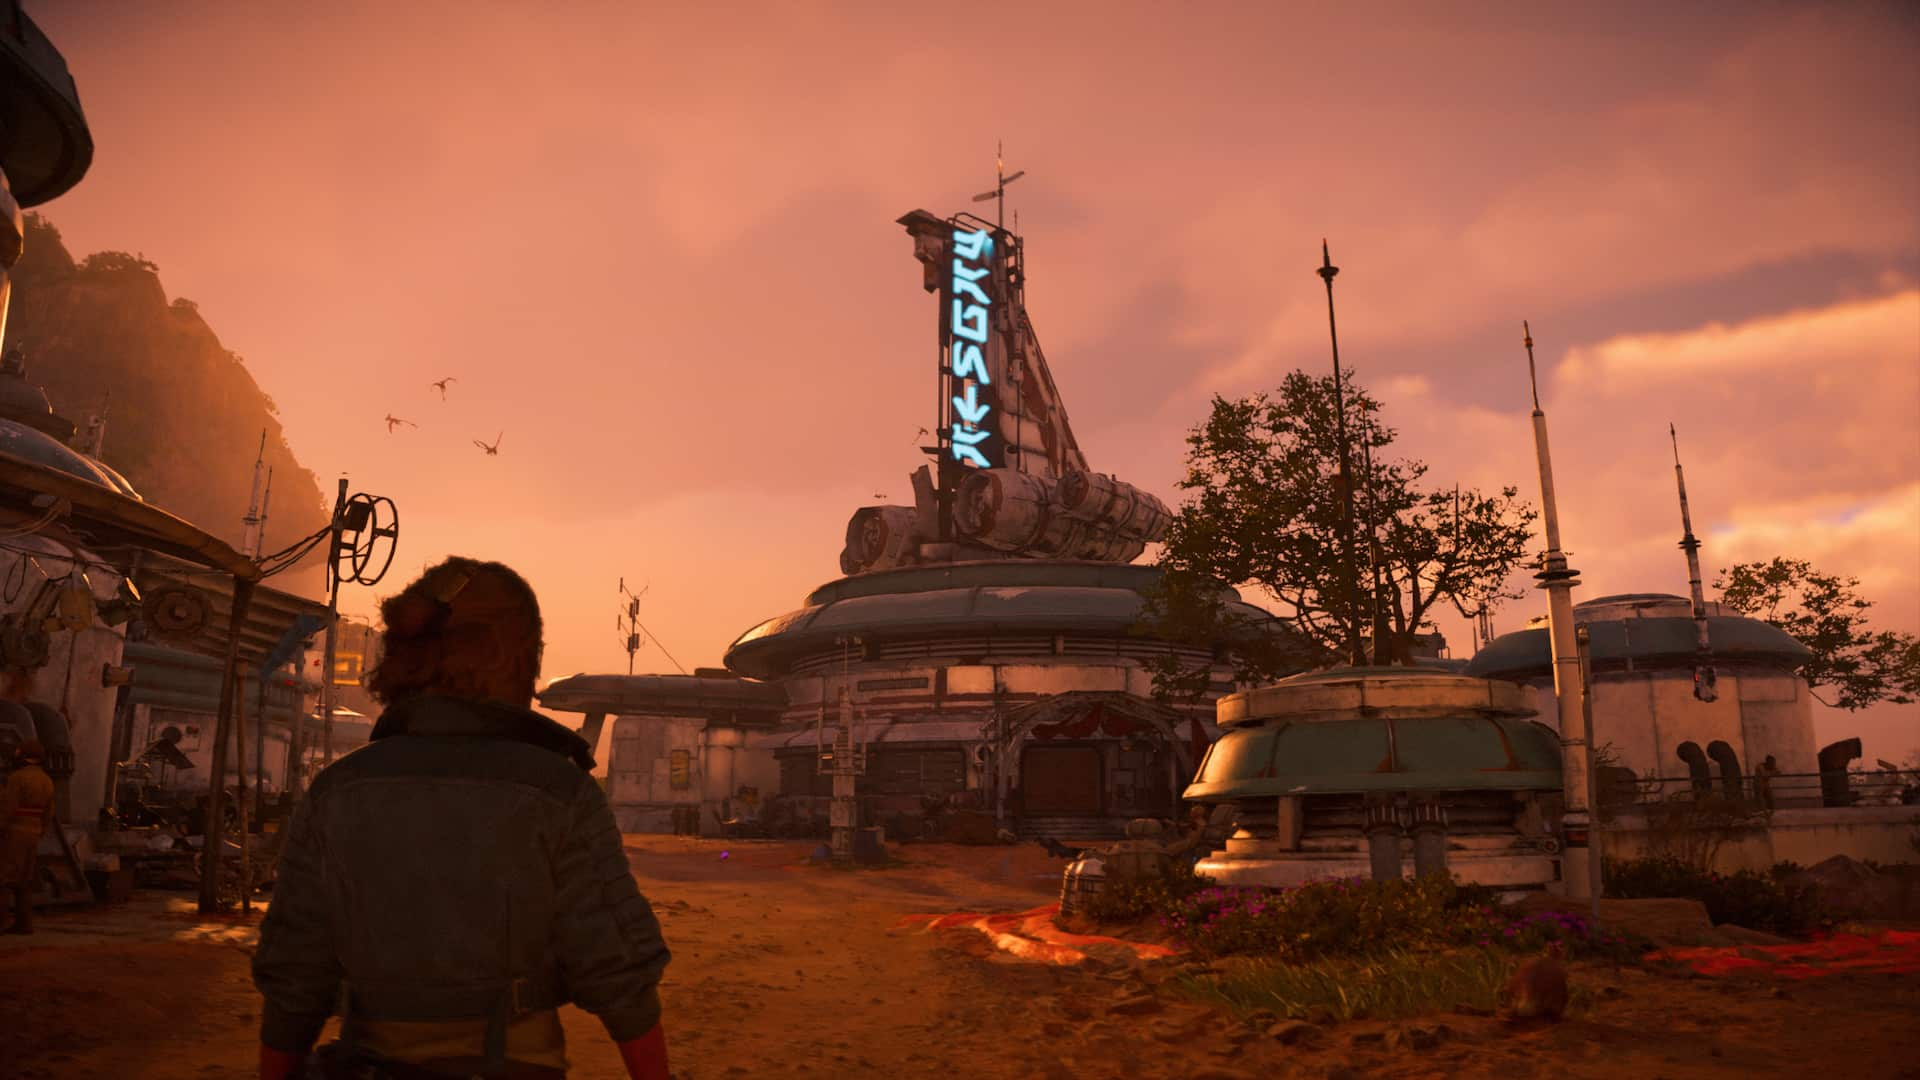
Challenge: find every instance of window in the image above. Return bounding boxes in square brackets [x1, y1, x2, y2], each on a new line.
[669, 749, 692, 791]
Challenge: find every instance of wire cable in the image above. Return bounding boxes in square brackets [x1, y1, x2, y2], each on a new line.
[632, 618, 688, 675]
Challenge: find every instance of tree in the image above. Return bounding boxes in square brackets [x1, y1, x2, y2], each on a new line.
[1137, 368, 1539, 699]
[1714, 557, 1920, 711]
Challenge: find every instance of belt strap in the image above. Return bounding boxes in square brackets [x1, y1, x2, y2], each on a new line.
[339, 977, 564, 1024]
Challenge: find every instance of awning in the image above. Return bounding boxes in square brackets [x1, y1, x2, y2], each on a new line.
[0, 449, 259, 580]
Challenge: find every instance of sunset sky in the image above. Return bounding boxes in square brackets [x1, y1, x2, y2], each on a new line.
[31, 2, 1920, 765]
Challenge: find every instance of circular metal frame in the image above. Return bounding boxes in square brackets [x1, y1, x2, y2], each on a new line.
[339, 493, 399, 586]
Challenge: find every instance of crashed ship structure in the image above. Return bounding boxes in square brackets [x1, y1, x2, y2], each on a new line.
[543, 205, 1275, 841]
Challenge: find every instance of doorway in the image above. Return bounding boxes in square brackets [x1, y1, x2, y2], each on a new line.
[1022, 744, 1103, 815]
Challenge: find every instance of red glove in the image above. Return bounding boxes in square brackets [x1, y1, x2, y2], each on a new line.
[617, 1024, 669, 1080]
[259, 1045, 304, 1080]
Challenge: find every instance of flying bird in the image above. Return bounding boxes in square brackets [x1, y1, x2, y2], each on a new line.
[384, 414, 416, 434]
[431, 377, 457, 400]
[474, 431, 503, 456]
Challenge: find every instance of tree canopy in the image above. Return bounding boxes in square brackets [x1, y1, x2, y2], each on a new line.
[1715, 557, 1920, 711]
[1138, 368, 1538, 700]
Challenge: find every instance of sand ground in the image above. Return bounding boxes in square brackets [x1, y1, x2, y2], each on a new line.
[2, 835, 1918, 1079]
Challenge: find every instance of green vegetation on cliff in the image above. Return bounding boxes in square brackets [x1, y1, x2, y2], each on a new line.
[9, 213, 329, 597]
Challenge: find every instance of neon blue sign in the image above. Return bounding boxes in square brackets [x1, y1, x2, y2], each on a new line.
[949, 227, 994, 469]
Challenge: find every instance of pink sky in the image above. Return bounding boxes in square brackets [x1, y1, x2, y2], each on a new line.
[30, 2, 1920, 765]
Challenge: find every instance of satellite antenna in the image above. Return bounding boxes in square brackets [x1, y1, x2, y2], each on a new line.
[972, 139, 1026, 234]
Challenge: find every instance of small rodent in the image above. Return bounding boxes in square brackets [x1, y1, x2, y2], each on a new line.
[1505, 939, 1570, 1021]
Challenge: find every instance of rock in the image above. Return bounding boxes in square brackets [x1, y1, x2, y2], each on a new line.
[1305, 1005, 1337, 1027]
[1107, 995, 1166, 1017]
[1349, 1030, 1386, 1048]
[1384, 1026, 1444, 1052]
[1770, 987, 1791, 1000]
[1242, 1009, 1280, 1028]
[1267, 1020, 1320, 1045]
[1712, 924, 1796, 947]
[1510, 893, 1715, 946]
[1186, 1069, 1262, 1080]
[1453, 1003, 1493, 1017]
[1787, 856, 1920, 921]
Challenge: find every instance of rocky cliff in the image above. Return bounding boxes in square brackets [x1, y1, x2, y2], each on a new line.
[7, 213, 329, 598]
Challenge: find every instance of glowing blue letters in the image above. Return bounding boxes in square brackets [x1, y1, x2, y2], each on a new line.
[948, 227, 995, 469]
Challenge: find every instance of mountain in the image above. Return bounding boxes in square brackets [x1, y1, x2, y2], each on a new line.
[7, 213, 330, 598]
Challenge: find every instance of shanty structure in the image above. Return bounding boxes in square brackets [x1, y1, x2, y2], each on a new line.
[0, 7, 275, 911]
[538, 672, 784, 833]
[117, 551, 330, 804]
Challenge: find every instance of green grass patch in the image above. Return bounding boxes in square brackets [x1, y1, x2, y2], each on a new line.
[1172, 948, 1523, 1022]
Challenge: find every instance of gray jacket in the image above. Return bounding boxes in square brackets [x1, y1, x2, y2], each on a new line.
[252, 695, 670, 1056]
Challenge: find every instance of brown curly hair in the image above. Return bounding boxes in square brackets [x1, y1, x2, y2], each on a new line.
[366, 557, 545, 707]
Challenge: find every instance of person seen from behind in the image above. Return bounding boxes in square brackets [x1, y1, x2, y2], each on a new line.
[251, 557, 671, 1079]
[1, 737, 53, 935]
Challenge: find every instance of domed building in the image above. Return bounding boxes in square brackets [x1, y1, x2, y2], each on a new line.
[1464, 593, 1822, 806]
[540, 204, 1286, 840]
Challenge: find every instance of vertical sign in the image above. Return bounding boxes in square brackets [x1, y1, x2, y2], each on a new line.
[946, 226, 1001, 470]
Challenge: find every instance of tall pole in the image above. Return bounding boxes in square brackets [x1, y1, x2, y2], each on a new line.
[1576, 625, 1604, 923]
[1361, 432, 1390, 664]
[1670, 425, 1719, 702]
[235, 664, 252, 913]
[255, 672, 267, 828]
[1522, 322, 1594, 901]
[1319, 241, 1364, 666]
[319, 477, 347, 768]
[199, 577, 256, 912]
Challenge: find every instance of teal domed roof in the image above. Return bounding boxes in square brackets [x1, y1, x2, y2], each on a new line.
[723, 560, 1281, 679]
[1185, 666, 1563, 799]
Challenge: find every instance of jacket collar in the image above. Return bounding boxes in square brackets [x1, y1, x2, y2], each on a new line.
[370, 694, 596, 771]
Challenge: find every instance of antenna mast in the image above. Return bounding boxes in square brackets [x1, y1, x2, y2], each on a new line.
[241, 430, 268, 559]
[258, 466, 274, 555]
[1522, 321, 1595, 902]
[971, 139, 1026, 236]
[617, 577, 647, 676]
[1670, 424, 1718, 702]
[1319, 241, 1364, 666]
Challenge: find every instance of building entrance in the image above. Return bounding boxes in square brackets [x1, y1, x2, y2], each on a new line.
[1021, 744, 1103, 816]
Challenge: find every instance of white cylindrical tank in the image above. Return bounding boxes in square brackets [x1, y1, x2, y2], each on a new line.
[1057, 470, 1170, 543]
[954, 469, 1057, 551]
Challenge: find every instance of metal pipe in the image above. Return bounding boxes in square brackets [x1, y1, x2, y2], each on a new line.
[1576, 625, 1603, 924]
[1410, 800, 1448, 877]
[1522, 322, 1594, 900]
[1364, 796, 1401, 881]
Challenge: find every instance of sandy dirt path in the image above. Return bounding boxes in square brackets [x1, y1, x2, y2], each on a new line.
[3, 836, 1918, 1079]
